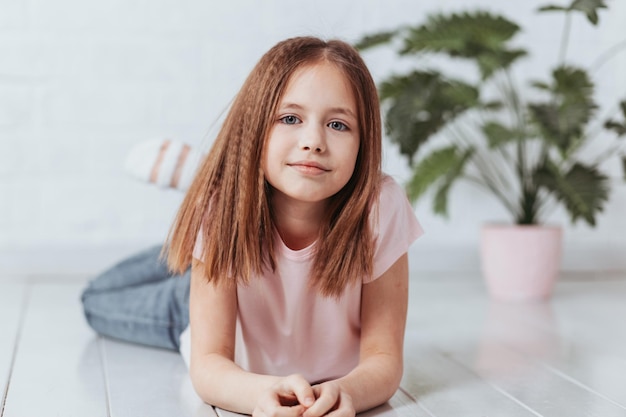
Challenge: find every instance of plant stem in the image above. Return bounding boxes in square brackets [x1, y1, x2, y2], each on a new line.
[590, 40, 626, 73]
[559, 11, 573, 64]
[449, 122, 513, 193]
[471, 109, 517, 167]
[464, 174, 519, 216]
[498, 70, 528, 175]
[592, 142, 626, 165]
[503, 70, 523, 119]
[495, 71, 530, 190]
[451, 123, 519, 217]
[536, 192, 557, 223]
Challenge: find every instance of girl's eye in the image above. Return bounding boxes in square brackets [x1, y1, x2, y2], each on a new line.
[279, 115, 301, 125]
[328, 121, 348, 131]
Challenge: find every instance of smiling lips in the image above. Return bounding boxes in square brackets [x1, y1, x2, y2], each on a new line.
[288, 161, 330, 175]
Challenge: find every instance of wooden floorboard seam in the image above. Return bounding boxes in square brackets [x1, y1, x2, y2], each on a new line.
[537, 361, 626, 410]
[0, 285, 30, 417]
[397, 386, 417, 403]
[439, 350, 546, 417]
[398, 387, 435, 416]
[415, 404, 437, 417]
[493, 337, 626, 411]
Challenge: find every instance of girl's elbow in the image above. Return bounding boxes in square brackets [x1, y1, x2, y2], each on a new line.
[362, 353, 404, 403]
[381, 356, 404, 401]
[189, 361, 222, 406]
[189, 368, 213, 405]
[386, 366, 404, 400]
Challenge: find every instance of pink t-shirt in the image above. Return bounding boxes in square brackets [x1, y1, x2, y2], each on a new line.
[179, 175, 423, 383]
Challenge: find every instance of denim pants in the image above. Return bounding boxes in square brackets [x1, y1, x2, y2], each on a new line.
[81, 245, 190, 351]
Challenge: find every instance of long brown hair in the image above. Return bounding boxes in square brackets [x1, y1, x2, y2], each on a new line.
[166, 36, 382, 297]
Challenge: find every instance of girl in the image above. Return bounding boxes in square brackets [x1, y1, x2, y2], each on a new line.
[82, 36, 422, 417]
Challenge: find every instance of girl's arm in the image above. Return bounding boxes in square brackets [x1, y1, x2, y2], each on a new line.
[188, 259, 315, 415]
[304, 253, 410, 416]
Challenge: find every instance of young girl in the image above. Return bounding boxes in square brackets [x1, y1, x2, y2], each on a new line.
[82, 36, 422, 417]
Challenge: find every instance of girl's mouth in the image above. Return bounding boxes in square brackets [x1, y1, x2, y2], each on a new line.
[288, 161, 330, 174]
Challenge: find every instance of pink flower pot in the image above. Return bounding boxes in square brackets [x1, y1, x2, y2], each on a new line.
[481, 224, 562, 301]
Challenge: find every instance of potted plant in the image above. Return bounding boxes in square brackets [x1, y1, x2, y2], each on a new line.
[357, 0, 626, 300]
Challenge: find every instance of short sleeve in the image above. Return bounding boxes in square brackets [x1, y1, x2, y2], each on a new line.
[365, 176, 424, 283]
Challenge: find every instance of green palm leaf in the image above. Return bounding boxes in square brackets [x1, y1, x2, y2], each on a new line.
[406, 146, 472, 205]
[535, 161, 609, 226]
[604, 101, 626, 137]
[354, 30, 398, 51]
[529, 66, 597, 155]
[538, 5, 569, 12]
[482, 121, 526, 148]
[475, 49, 528, 80]
[553, 66, 594, 99]
[433, 149, 474, 216]
[402, 11, 520, 55]
[380, 71, 479, 163]
[538, 0, 607, 25]
[400, 11, 526, 79]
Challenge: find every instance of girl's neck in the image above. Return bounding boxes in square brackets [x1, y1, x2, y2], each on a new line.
[271, 193, 328, 251]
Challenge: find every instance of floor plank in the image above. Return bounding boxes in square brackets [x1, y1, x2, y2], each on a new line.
[402, 344, 540, 417]
[2, 283, 108, 417]
[102, 338, 217, 417]
[477, 294, 626, 409]
[404, 278, 626, 416]
[2, 274, 625, 416]
[450, 343, 626, 417]
[551, 281, 626, 361]
[359, 389, 431, 417]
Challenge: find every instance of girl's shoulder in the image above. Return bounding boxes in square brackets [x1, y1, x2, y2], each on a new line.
[375, 174, 412, 212]
[367, 174, 423, 281]
[379, 173, 402, 195]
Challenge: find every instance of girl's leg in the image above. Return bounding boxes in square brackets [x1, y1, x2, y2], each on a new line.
[81, 245, 190, 351]
[124, 139, 204, 192]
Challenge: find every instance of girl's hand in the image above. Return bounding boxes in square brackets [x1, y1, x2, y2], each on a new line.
[304, 381, 355, 417]
[252, 374, 316, 417]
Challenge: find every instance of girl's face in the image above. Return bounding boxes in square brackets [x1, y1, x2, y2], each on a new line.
[263, 61, 360, 208]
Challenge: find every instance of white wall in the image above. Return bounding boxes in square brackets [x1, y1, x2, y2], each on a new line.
[1, 0, 625, 274]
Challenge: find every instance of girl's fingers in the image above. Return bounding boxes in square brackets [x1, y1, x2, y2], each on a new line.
[319, 397, 355, 417]
[303, 385, 338, 417]
[256, 398, 306, 417]
[255, 374, 315, 417]
[278, 375, 315, 408]
[303, 399, 336, 417]
[305, 387, 355, 417]
[275, 405, 307, 417]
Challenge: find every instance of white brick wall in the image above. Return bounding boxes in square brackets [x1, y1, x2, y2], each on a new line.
[1, 0, 626, 274]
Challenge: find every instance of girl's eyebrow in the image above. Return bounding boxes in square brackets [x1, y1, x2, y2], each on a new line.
[279, 102, 357, 119]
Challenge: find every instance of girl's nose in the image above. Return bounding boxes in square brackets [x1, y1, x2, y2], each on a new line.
[300, 124, 326, 153]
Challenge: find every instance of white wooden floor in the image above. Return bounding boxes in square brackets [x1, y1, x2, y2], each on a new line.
[1, 272, 625, 417]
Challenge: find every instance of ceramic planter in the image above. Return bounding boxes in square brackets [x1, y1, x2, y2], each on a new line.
[481, 224, 562, 301]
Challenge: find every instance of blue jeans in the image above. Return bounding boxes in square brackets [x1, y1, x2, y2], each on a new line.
[81, 245, 190, 351]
